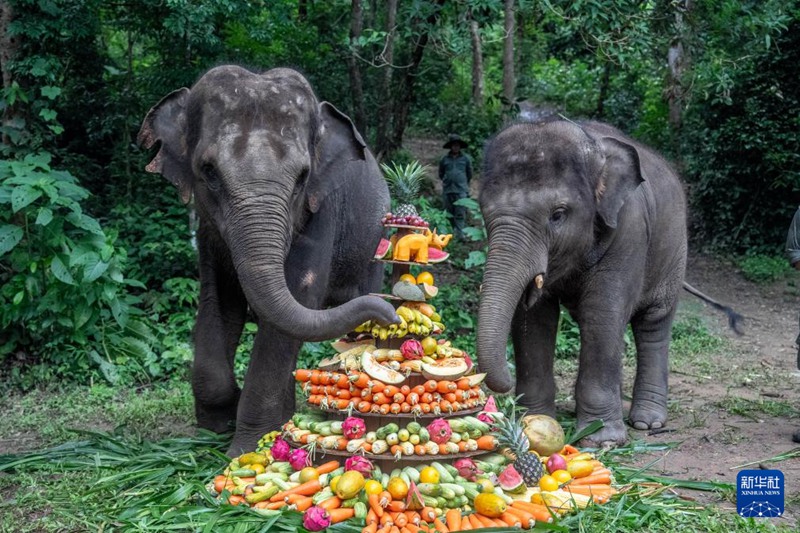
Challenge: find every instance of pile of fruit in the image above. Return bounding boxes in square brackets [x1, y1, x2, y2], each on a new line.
[382, 212, 430, 228]
[295, 366, 486, 416]
[282, 413, 498, 457]
[210, 430, 618, 531]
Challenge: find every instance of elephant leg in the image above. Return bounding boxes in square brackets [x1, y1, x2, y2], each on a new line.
[512, 296, 560, 417]
[629, 303, 677, 430]
[192, 234, 248, 434]
[574, 306, 629, 447]
[228, 325, 302, 455]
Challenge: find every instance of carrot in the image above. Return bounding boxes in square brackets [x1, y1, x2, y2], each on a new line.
[286, 493, 309, 504]
[379, 491, 393, 508]
[403, 524, 423, 533]
[510, 501, 554, 523]
[404, 511, 420, 525]
[438, 443, 448, 454]
[562, 444, 580, 455]
[329, 508, 356, 523]
[458, 514, 472, 530]
[295, 369, 313, 382]
[367, 508, 379, 525]
[419, 506, 436, 523]
[498, 512, 521, 528]
[444, 509, 461, 532]
[376, 524, 392, 533]
[227, 494, 246, 506]
[590, 467, 612, 477]
[570, 472, 612, 485]
[401, 528, 413, 533]
[388, 500, 407, 512]
[380, 512, 394, 526]
[265, 500, 287, 510]
[369, 493, 385, 518]
[433, 518, 449, 533]
[270, 478, 322, 502]
[504, 506, 534, 527]
[390, 527, 401, 533]
[475, 435, 497, 450]
[316, 460, 341, 475]
[475, 514, 496, 529]
[468, 513, 484, 529]
[363, 524, 378, 533]
[319, 496, 342, 510]
[294, 496, 315, 511]
[351, 372, 371, 388]
[213, 475, 231, 493]
[394, 512, 409, 527]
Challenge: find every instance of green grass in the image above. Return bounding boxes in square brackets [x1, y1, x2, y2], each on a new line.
[716, 396, 798, 420]
[737, 254, 793, 283]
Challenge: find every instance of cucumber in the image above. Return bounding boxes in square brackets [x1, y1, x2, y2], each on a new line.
[406, 421, 421, 434]
[431, 462, 455, 483]
[330, 421, 344, 435]
[312, 488, 335, 504]
[329, 467, 345, 478]
[493, 487, 513, 504]
[400, 472, 411, 486]
[289, 471, 301, 483]
[416, 483, 440, 496]
[341, 497, 360, 508]
[252, 508, 281, 517]
[354, 501, 368, 520]
[438, 486, 456, 500]
[245, 487, 277, 504]
[439, 483, 466, 496]
[422, 495, 439, 508]
[448, 418, 468, 433]
[255, 472, 288, 485]
[390, 469, 402, 480]
[403, 467, 420, 484]
[271, 478, 292, 491]
[229, 468, 256, 478]
[381, 473, 390, 487]
[443, 463, 459, 478]
[464, 486, 480, 500]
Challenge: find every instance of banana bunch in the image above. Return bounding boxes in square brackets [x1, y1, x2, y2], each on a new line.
[354, 305, 445, 340]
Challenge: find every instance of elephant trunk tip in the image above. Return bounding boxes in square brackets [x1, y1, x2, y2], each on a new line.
[482, 370, 514, 394]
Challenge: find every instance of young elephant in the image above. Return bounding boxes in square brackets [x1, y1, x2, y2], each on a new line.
[476, 118, 687, 447]
[138, 66, 397, 454]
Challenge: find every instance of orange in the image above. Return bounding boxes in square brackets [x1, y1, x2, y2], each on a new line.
[551, 469, 572, 483]
[419, 466, 440, 484]
[386, 477, 409, 500]
[538, 474, 559, 492]
[420, 337, 438, 356]
[399, 274, 417, 284]
[416, 271, 434, 285]
[364, 479, 383, 496]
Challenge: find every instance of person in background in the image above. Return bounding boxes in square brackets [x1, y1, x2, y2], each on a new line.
[439, 134, 472, 240]
[785, 206, 800, 443]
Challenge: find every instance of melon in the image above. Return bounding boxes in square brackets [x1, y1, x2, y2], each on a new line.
[331, 338, 375, 353]
[420, 283, 438, 299]
[374, 238, 392, 259]
[318, 356, 342, 371]
[466, 372, 487, 387]
[521, 414, 565, 456]
[420, 358, 469, 380]
[392, 281, 425, 302]
[498, 465, 526, 494]
[427, 247, 449, 264]
[361, 351, 406, 385]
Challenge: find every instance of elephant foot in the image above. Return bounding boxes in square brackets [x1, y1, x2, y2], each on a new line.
[578, 418, 628, 449]
[792, 431, 800, 444]
[629, 399, 667, 431]
[195, 398, 239, 435]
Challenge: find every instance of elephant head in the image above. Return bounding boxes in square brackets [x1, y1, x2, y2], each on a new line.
[138, 66, 397, 341]
[476, 119, 644, 393]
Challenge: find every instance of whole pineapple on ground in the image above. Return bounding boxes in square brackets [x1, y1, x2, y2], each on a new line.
[494, 410, 545, 485]
[381, 160, 428, 218]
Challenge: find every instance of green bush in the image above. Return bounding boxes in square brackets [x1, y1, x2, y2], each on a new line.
[738, 254, 792, 283]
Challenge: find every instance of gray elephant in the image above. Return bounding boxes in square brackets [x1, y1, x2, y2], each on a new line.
[476, 118, 687, 447]
[138, 66, 397, 454]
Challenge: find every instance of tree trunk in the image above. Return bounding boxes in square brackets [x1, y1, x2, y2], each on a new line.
[502, 0, 515, 108]
[595, 61, 611, 118]
[666, 0, 692, 167]
[374, 0, 397, 158]
[469, 17, 484, 108]
[298, 0, 307, 21]
[0, 0, 18, 147]
[387, 0, 446, 153]
[347, 0, 366, 133]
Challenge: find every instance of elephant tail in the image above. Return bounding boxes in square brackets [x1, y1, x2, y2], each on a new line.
[682, 282, 744, 335]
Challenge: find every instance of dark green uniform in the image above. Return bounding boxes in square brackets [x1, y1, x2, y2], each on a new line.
[439, 153, 472, 238]
[786, 206, 800, 443]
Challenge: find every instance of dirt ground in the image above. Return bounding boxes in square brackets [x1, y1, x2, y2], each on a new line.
[590, 252, 800, 526]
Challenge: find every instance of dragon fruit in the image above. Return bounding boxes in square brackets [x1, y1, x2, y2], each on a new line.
[289, 448, 310, 471]
[454, 458, 483, 481]
[477, 395, 499, 426]
[345, 455, 373, 477]
[303, 505, 331, 531]
[271, 437, 291, 462]
[426, 418, 452, 444]
[400, 339, 424, 360]
[342, 416, 366, 439]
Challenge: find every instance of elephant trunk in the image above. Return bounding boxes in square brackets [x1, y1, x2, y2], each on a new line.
[228, 198, 396, 342]
[477, 223, 547, 393]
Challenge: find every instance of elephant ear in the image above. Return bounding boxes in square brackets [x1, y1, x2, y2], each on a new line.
[594, 136, 645, 228]
[137, 88, 193, 204]
[306, 101, 367, 213]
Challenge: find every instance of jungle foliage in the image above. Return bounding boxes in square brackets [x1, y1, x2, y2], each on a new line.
[0, 0, 798, 385]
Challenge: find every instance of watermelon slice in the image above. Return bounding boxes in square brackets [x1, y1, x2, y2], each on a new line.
[427, 247, 449, 263]
[374, 238, 392, 259]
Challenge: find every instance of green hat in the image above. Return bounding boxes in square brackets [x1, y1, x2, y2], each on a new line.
[443, 134, 466, 149]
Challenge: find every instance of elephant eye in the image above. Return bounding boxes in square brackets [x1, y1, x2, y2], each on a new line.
[201, 163, 221, 191]
[549, 207, 567, 225]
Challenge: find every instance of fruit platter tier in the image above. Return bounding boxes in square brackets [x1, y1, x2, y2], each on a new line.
[307, 405, 483, 420]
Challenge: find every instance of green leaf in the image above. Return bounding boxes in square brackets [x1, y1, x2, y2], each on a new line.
[39, 108, 58, 122]
[12, 291, 24, 305]
[40, 86, 62, 99]
[51, 255, 76, 285]
[66, 211, 104, 236]
[83, 256, 110, 283]
[0, 224, 23, 256]
[35, 207, 53, 226]
[464, 250, 486, 269]
[23, 152, 52, 169]
[11, 185, 43, 212]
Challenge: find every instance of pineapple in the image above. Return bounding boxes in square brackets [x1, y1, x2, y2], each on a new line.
[493, 410, 545, 485]
[381, 160, 428, 218]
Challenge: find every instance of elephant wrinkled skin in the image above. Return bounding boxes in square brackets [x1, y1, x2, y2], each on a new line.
[477, 118, 687, 447]
[138, 66, 397, 454]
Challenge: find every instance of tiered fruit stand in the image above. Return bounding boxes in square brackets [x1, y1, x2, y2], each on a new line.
[209, 214, 620, 532]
